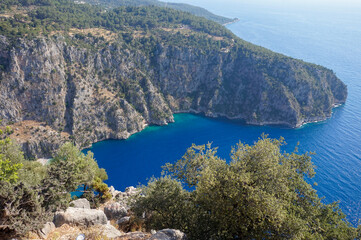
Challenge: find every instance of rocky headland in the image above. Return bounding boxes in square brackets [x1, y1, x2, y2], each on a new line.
[0, 4, 347, 158]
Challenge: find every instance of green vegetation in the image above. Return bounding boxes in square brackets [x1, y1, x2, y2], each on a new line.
[132, 136, 360, 239]
[0, 125, 110, 238]
[0, 0, 351, 237]
[81, 0, 236, 25]
[0, 0, 233, 41]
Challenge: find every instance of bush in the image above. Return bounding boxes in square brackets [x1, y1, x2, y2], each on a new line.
[0, 181, 47, 238]
[132, 136, 359, 239]
[0, 137, 110, 238]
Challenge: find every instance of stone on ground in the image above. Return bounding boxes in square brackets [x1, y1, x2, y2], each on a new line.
[54, 207, 108, 227]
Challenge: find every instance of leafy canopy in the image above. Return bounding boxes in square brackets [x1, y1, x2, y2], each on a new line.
[0, 127, 23, 183]
[133, 136, 359, 240]
[0, 132, 110, 238]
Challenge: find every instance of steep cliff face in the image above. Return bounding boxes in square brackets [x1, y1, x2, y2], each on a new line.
[0, 34, 347, 158]
[154, 44, 347, 126]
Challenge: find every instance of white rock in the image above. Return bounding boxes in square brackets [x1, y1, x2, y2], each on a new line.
[53, 207, 108, 227]
[38, 222, 55, 239]
[70, 198, 90, 209]
[98, 224, 122, 239]
[149, 229, 187, 240]
[116, 216, 130, 225]
[109, 186, 121, 198]
[104, 202, 127, 220]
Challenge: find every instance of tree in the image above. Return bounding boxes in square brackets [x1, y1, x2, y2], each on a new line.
[0, 128, 23, 183]
[0, 127, 47, 238]
[132, 136, 358, 239]
[0, 158, 22, 183]
[41, 142, 110, 211]
[0, 181, 47, 239]
[0, 138, 110, 238]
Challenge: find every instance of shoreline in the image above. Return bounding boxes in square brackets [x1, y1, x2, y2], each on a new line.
[83, 103, 345, 151]
[223, 18, 240, 26]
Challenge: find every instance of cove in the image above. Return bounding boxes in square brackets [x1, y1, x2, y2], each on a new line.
[86, 112, 307, 190]
[85, 1, 361, 225]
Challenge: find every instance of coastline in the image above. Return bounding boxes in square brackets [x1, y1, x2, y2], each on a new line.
[85, 103, 344, 150]
[223, 18, 240, 26]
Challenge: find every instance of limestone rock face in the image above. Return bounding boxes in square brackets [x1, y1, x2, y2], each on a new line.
[53, 207, 108, 227]
[69, 198, 91, 209]
[0, 35, 347, 157]
[149, 229, 187, 240]
[109, 185, 121, 198]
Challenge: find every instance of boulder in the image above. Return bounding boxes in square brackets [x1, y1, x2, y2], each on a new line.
[116, 216, 130, 225]
[118, 231, 150, 239]
[53, 207, 107, 227]
[38, 222, 55, 239]
[70, 198, 90, 209]
[98, 224, 122, 239]
[104, 202, 127, 220]
[149, 229, 187, 240]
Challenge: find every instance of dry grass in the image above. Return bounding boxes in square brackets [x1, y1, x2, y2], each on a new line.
[69, 28, 118, 42]
[0, 5, 37, 18]
[98, 88, 116, 99]
[46, 224, 115, 240]
[46, 224, 82, 240]
[2, 120, 70, 143]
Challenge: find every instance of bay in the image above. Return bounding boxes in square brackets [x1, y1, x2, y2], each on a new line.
[86, 0, 361, 224]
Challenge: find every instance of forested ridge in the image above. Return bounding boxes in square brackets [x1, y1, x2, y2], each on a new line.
[79, 0, 237, 24]
[0, 0, 233, 40]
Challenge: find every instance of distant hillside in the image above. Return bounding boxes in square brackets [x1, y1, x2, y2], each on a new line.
[80, 0, 237, 24]
[0, 0, 346, 159]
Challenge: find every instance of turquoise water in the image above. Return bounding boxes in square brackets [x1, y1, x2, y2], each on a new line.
[86, 1, 361, 224]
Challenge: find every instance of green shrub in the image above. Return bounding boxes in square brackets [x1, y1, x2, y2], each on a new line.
[132, 136, 359, 239]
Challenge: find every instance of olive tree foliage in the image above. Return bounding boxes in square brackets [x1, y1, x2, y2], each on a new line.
[0, 181, 46, 238]
[0, 125, 110, 238]
[0, 128, 24, 183]
[132, 136, 360, 240]
[0, 126, 47, 238]
[41, 142, 111, 211]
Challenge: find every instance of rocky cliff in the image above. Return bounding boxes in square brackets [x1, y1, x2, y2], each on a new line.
[0, 28, 347, 158]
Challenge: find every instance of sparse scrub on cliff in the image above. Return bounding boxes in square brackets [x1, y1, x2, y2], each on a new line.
[132, 136, 360, 239]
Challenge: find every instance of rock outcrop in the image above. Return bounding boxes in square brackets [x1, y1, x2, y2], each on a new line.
[149, 229, 187, 240]
[96, 224, 123, 239]
[38, 222, 56, 239]
[0, 34, 347, 158]
[45, 196, 186, 240]
[70, 198, 91, 209]
[53, 207, 108, 227]
[104, 202, 128, 220]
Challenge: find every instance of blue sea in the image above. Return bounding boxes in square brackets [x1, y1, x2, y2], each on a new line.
[85, 1, 361, 225]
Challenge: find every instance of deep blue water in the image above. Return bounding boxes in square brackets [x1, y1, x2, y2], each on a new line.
[85, 1, 361, 224]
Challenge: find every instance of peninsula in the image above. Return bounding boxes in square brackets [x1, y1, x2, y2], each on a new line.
[0, 0, 347, 158]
